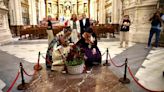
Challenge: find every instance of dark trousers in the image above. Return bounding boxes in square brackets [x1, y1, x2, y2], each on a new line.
[148, 28, 161, 47]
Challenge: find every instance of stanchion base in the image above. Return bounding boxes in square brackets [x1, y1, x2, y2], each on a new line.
[119, 78, 130, 84]
[34, 64, 42, 71]
[103, 63, 111, 66]
[17, 83, 29, 90]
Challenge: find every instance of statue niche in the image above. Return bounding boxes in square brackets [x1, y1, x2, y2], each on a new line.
[64, 1, 72, 19]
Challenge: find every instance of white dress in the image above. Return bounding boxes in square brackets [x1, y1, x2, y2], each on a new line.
[68, 20, 81, 43]
[51, 44, 71, 71]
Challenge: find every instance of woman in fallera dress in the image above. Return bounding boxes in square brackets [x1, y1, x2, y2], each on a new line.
[45, 28, 71, 69]
[76, 28, 101, 69]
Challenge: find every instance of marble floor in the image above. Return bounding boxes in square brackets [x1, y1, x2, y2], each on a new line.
[0, 79, 5, 92]
[136, 47, 164, 91]
[25, 66, 130, 92]
[0, 37, 164, 92]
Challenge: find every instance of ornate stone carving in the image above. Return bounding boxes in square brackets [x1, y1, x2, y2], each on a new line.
[0, 0, 6, 8]
[0, 14, 3, 27]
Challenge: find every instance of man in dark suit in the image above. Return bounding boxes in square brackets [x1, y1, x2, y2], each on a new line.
[79, 13, 90, 36]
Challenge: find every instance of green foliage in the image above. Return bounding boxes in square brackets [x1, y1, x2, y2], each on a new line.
[65, 44, 85, 66]
[65, 58, 84, 66]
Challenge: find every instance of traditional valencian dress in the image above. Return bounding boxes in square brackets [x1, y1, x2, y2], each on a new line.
[68, 20, 80, 43]
[76, 31, 101, 67]
[45, 31, 71, 69]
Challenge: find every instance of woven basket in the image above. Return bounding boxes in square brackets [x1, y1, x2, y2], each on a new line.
[67, 63, 84, 74]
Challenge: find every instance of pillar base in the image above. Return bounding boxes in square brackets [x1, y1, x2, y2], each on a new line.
[103, 63, 110, 66]
[34, 64, 42, 71]
[17, 83, 29, 90]
[119, 77, 130, 84]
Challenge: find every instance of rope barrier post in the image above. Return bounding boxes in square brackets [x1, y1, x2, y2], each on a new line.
[119, 58, 130, 84]
[34, 52, 42, 71]
[103, 48, 110, 66]
[17, 62, 29, 90]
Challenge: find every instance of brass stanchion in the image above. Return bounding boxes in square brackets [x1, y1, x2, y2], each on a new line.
[34, 52, 42, 71]
[17, 62, 29, 90]
[119, 58, 130, 84]
[103, 48, 110, 66]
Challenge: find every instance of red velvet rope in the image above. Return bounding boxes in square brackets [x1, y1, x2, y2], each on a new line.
[23, 68, 37, 77]
[108, 53, 125, 67]
[41, 54, 52, 64]
[127, 66, 164, 92]
[7, 71, 20, 92]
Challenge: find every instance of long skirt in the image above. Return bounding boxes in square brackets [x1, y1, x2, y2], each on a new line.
[45, 38, 57, 68]
[84, 47, 101, 67]
[46, 29, 54, 45]
[71, 29, 79, 43]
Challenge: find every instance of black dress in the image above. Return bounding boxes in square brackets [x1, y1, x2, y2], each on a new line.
[47, 20, 52, 30]
[76, 32, 101, 67]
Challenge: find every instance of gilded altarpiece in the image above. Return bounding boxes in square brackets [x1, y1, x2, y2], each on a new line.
[46, 0, 89, 19]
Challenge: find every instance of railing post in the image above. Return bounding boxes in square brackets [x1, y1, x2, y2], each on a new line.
[119, 58, 130, 84]
[17, 62, 29, 90]
[103, 48, 110, 66]
[34, 52, 42, 71]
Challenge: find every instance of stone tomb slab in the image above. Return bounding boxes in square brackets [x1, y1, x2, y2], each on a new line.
[25, 66, 130, 92]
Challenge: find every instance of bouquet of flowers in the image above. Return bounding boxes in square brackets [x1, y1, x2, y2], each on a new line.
[65, 44, 85, 66]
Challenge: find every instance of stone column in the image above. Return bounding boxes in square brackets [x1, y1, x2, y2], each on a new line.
[29, 0, 37, 25]
[0, 1, 12, 45]
[93, 0, 97, 21]
[98, 0, 105, 24]
[9, 0, 23, 25]
[38, 0, 46, 22]
[112, 0, 121, 24]
[89, 0, 95, 20]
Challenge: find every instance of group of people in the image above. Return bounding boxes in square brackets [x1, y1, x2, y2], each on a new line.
[45, 8, 164, 73]
[46, 13, 101, 72]
[120, 8, 164, 49]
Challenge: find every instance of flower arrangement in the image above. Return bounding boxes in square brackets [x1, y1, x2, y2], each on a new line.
[65, 44, 85, 66]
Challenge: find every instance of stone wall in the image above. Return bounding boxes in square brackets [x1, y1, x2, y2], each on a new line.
[0, 1, 12, 45]
[123, 0, 158, 43]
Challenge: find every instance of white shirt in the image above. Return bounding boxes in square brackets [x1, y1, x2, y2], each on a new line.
[161, 15, 164, 21]
[82, 18, 86, 26]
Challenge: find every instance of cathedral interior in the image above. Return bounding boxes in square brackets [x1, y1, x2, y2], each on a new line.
[0, 0, 164, 92]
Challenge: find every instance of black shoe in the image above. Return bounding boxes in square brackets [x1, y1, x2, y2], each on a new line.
[92, 62, 101, 66]
[46, 64, 51, 69]
[86, 66, 92, 73]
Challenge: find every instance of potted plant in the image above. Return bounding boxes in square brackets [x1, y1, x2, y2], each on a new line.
[65, 44, 85, 74]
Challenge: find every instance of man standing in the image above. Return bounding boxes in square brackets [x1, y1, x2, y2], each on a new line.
[79, 13, 90, 36]
[47, 15, 54, 45]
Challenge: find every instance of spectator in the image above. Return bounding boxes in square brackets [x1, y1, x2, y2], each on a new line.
[120, 15, 131, 48]
[146, 11, 162, 48]
[46, 15, 54, 45]
[79, 13, 90, 36]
